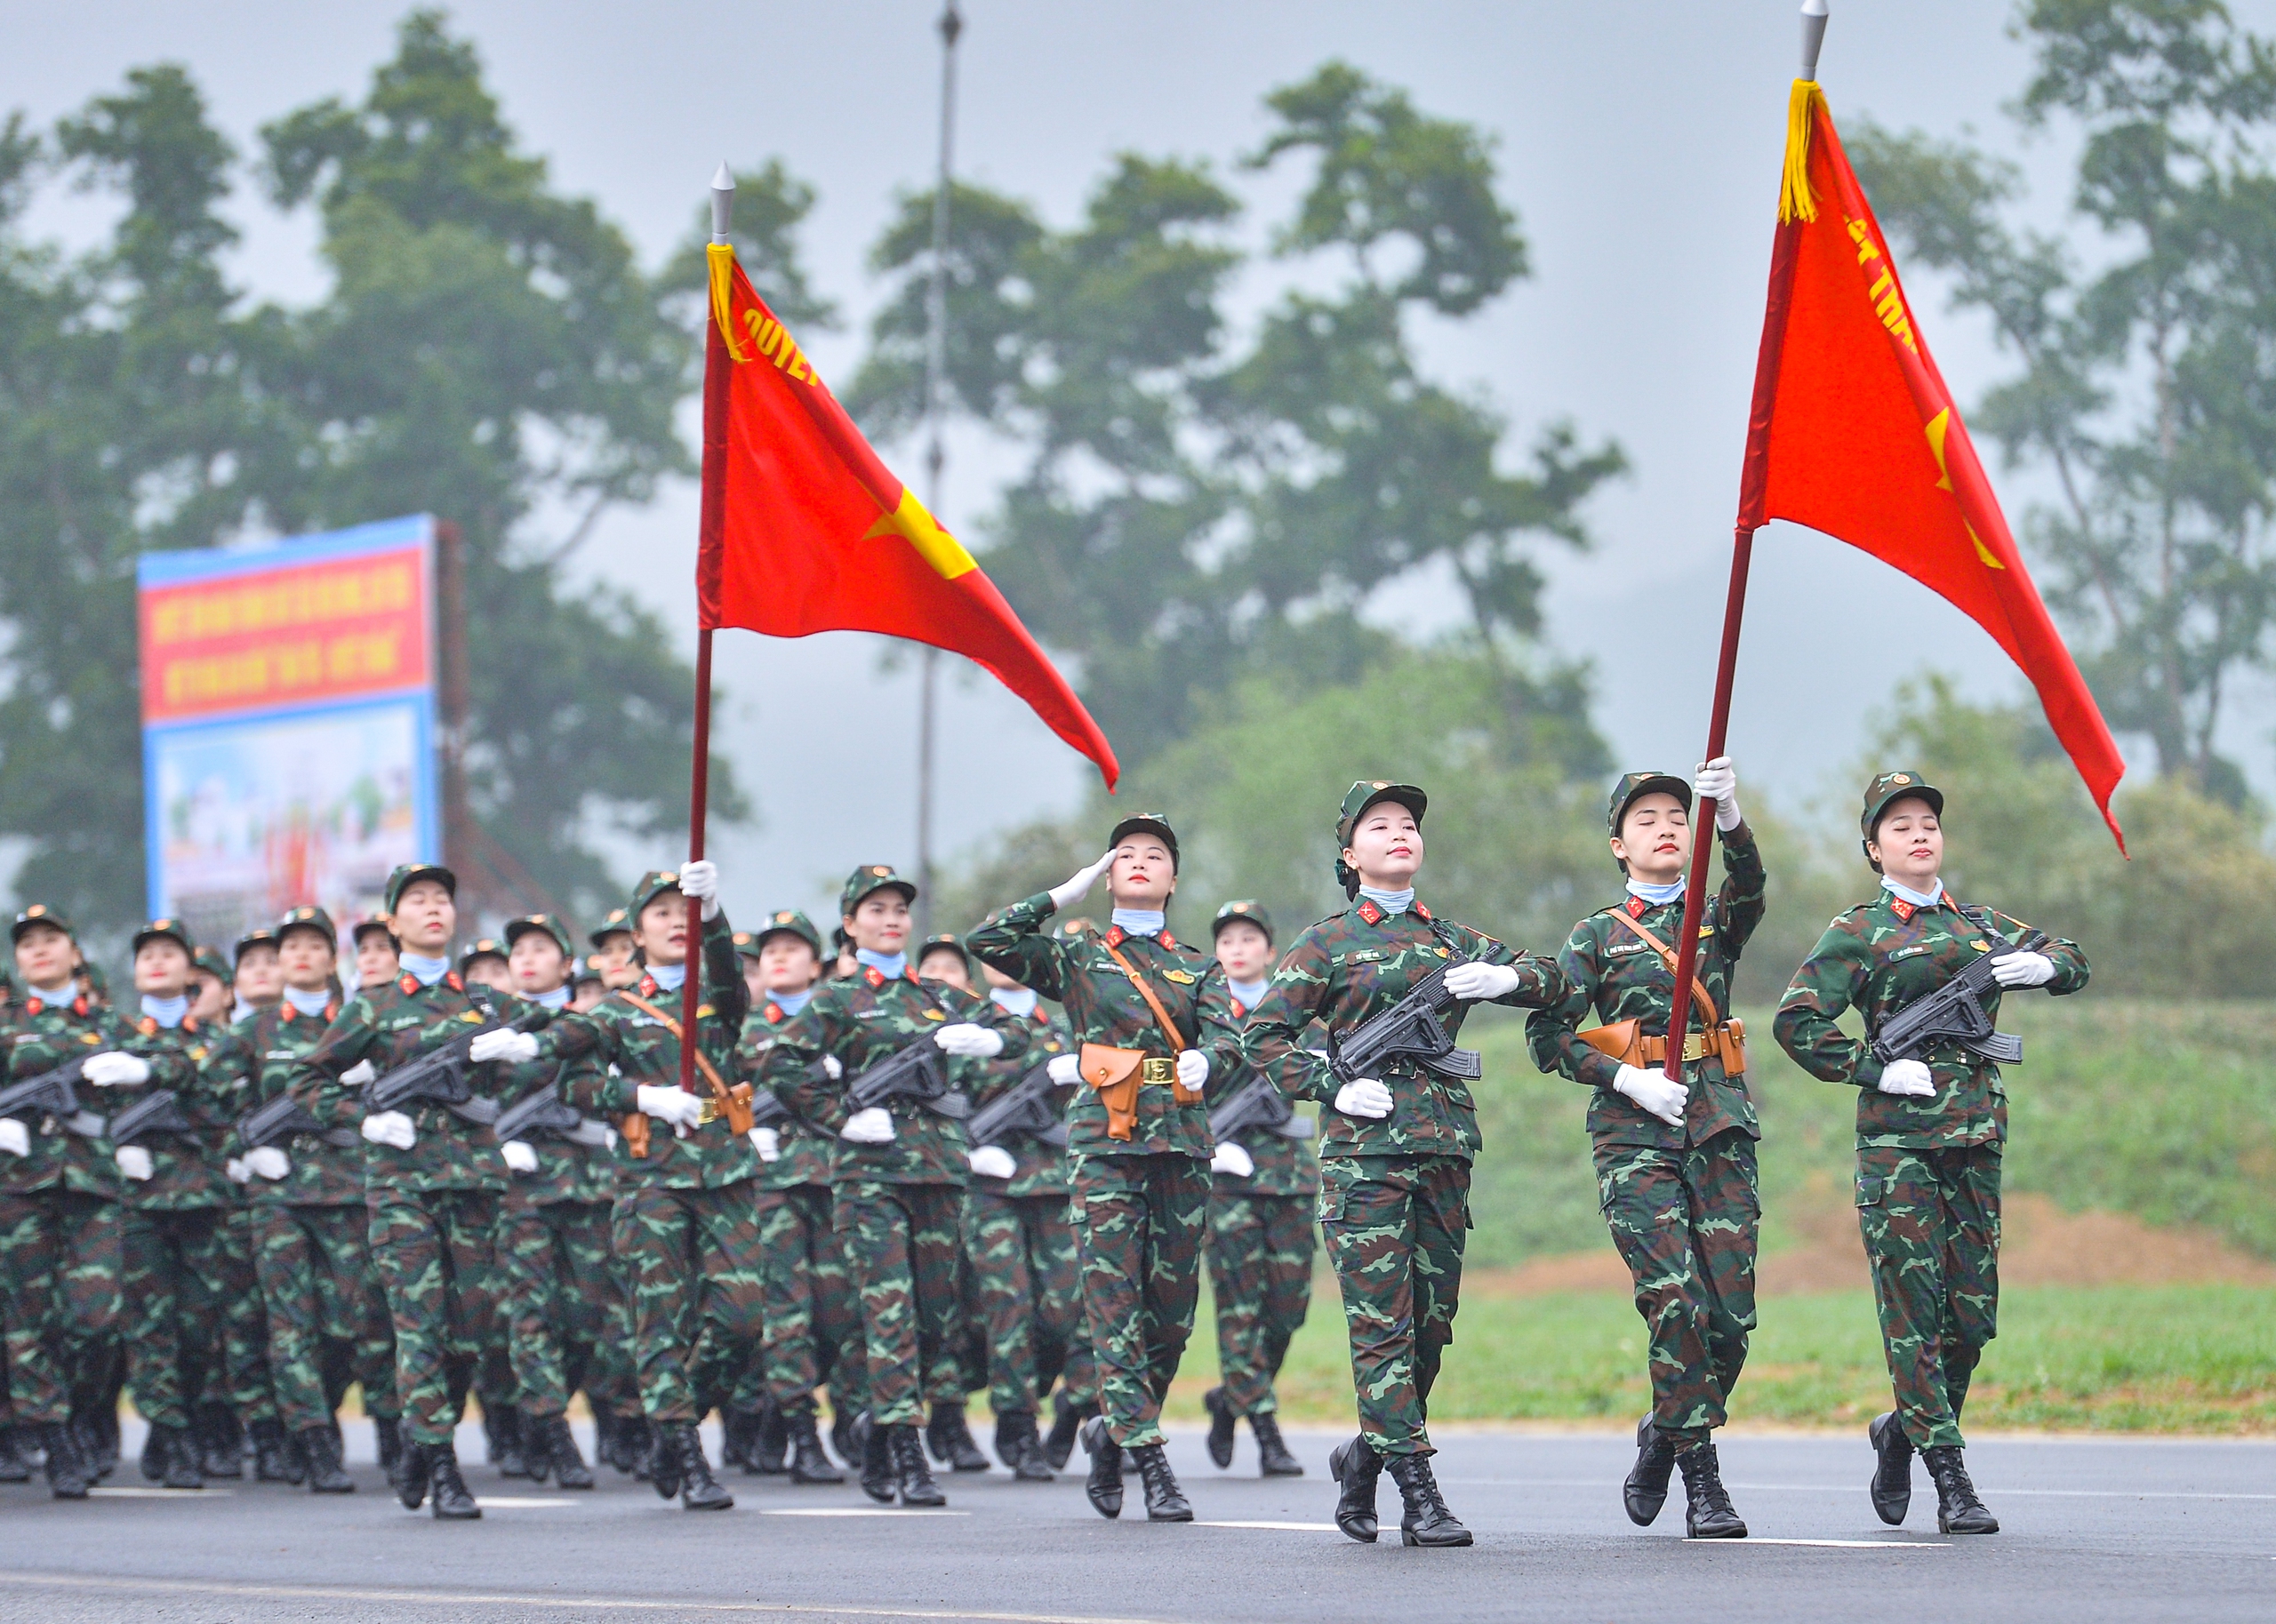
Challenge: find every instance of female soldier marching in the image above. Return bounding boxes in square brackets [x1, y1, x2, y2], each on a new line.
[1774, 772, 2087, 1536]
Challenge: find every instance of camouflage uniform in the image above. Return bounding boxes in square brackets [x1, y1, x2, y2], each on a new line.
[1244, 786, 1566, 1459]
[1775, 772, 2088, 1452]
[1527, 781, 1767, 1444]
[966, 834, 1238, 1452]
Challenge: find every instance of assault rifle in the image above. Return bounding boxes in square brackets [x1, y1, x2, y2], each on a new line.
[1321, 960, 1484, 1092]
[105, 1089, 194, 1147]
[237, 1090, 360, 1151]
[845, 1032, 970, 1120]
[364, 1009, 546, 1126]
[1870, 929, 2050, 1068]
[0, 1053, 104, 1138]
[1207, 1076, 1315, 1146]
[964, 1060, 1070, 1150]
[493, 1081, 613, 1148]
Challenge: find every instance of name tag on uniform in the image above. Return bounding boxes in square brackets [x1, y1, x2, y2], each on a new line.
[1887, 946, 1928, 963]
[1607, 942, 1650, 956]
[1342, 950, 1385, 965]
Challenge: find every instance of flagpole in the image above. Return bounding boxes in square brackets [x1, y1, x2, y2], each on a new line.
[1661, 0, 1826, 1084]
[915, 0, 964, 937]
[680, 164, 735, 1095]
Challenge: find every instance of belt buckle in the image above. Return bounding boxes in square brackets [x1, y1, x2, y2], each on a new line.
[1140, 1057, 1175, 1085]
[695, 1095, 720, 1126]
[1682, 1034, 1708, 1062]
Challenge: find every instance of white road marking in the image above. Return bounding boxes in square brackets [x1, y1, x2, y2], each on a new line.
[87, 1486, 233, 1499]
[1444, 1476, 2276, 1501]
[1697, 1538, 1950, 1549]
[1192, 1520, 1339, 1532]
[470, 1496, 580, 1508]
[758, 1507, 971, 1517]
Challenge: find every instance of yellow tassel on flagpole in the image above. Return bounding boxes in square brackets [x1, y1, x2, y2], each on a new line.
[707, 243, 749, 363]
[1780, 78, 1827, 225]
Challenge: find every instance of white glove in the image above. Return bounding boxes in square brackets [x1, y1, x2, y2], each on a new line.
[1046, 1053, 1081, 1086]
[362, 1110, 417, 1149]
[245, 1146, 291, 1181]
[1693, 756, 1742, 831]
[84, 1052, 150, 1089]
[967, 1144, 1017, 1180]
[224, 1156, 251, 1183]
[1175, 1049, 1210, 1089]
[471, 1030, 540, 1065]
[1444, 962, 1520, 1002]
[116, 1145, 154, 1181]
[1613, 1063, 1689, 1127]
[821, 1054, 844, 1081]
[749, 1126, 781, 1163]
[841, 1106, 895, 1144]
[934, 1022, 1005, 1059]
[635, 1084, 704, 1132]
[0, 1118, 28, 1157]
[680, 859, 721, 921]
[1877, 1058, 1936, 1097]
[501, 1140, 539, 1174]
[1046, 850, 1117, 913]
[1210, 1140, 1254, 1179]
[1991, 950, 2056, 988]
[341, 1059, 376, 1089]
[1334, 1078, 1394, 1119]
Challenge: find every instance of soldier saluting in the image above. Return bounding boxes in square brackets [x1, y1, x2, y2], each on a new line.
[1526, 761, 1759, 1540]
[1774, 772, 2088, 1537]
[1242, 782, 1566, 1549]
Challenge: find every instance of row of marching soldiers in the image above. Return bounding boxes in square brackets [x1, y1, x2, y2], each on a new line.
[0, 852, 1319, 1516]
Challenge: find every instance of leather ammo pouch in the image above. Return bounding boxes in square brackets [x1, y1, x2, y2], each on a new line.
[1575, 914, 1748, 1077]
[615, 990, 756, 1156]
[1079, 1044, 1148, 1142]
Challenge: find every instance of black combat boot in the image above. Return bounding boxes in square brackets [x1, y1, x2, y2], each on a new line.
[1868, 1412, 1913, 1525]
[1386, 1452, 1471, 1547]
[487, 1404, 528, 1479]
[1679, 1441, 1747, 1539]
[995, 1411, 1054, 1483]
[1251, 1412, 1302, 1477]
[44, 1420, 91, 1500]
[427, 1442, 481, 1519]
[196, 1401, 241, 1479]
[84, 1403, 121, 1479]
[788, 1412, 845, 1484]
[926, 1401, 989, 1473]
[1079, 1414, 1123, 1519]
[608, 1412, 649, 1477]
[1624, 1416, 1678, 1526]
[1922, 1445, 1999, 1534]
[673, 1421, 734, 1510]
[1202, 1387, 1237, 1469]
[374, 1416, 405, 1487]
[139, 1420, 167, 1482]
[535, 1415, 593, 1490]
[649, 1417, 686, 1500]
[1044, 1398, 1087, 1472]
[1128, 1443, 1192, 1522]
[395, 1441, 430, 1510]
[856, 1414, 895, 1504]
[298, 1426, 354, 1493]
[156, 1424, 204, 1490]
[251, 1417, 301, 1484]
[829, 1404, 856, 1469]
[1328, 1435, 1382, 1543]
[754, 1398, 789, 1475]
[891, 1422, 948, 1508]
[0, 1426, 32, 1483]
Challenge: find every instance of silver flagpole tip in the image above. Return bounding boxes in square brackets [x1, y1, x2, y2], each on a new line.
[1800, 0, 1830, 82]
[709, 163, 734, 244]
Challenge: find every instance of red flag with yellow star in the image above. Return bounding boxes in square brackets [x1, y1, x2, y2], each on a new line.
[1738, 81, 2123, 847]
[696, 245, 1118, 788]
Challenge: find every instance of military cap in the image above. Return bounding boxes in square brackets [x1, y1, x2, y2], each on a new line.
[349, 912, 397, 948]
[11, 903, 74, 943]
[589, 908, 633, 948]
[1607, 771, 1693, 837]
[457, 937, 509, 973]
[383, 862, 456, 914]
[1211, 899, 1275, 946]
[234, 926, 279, 963]
[275, 905, 338, 948]
[78, 962, 109, 1000]
[1335, 781, 1428, 847]
[751, 908, 823, 957]
[1106, 813, 1180, 872]
[839, 864, 918, 917]
[914, 932, 969, 971]
[1860, 770, 1945, 868]
[503, 913, 576, 960]
[628, 870, 688, 922]
[131, 916, 196, 957]
[192, 946, 232, 983]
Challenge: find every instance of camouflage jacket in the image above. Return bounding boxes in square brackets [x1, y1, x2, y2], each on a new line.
[116, 1012, 236, 1211]
[733, 998, 837, 1193]
[494, 1007, 615, 1210]
[545, 916, 754, 1193]
[1527, 827, 1767, 1150]
[966, 895, 1238, 1159]
[286, 972, 521, 1196]
[1207, 978, 1319, 1198]
[229, 1002, 363, 1208]
[762, 965, 1028, 1187]
[963, 1001, 1078, 1200]
[0, 993, 161, 1200]
[1773, 891, 2089, 1150]
[1242, 895, 1565, 1164]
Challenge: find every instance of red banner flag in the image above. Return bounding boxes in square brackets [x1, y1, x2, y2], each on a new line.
[697, 245, 1118, 789]
[1738, 82, 2126, 850]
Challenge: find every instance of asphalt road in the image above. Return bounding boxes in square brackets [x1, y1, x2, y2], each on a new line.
[0, 1420, 2268, 1623]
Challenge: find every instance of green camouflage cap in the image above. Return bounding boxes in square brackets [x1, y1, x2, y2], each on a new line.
[234, 925, 279, 963]
[915, 932, 969, 971]
[503, 913, 576, 960]
[750, 908, 823, 957]
[588, 907, 632, 948]
[628, 869, 685, 920]
[1106, 812, 1180, 871]
[10, 902, 74, 943]
[1212, 899, 1275, 945]
[131, 916, 196, 957]
[1860, 769, 1945, 870]
[839, 863, 918, 917]
[456, 937, 509, 974]
[383, 861, 456, 914]
[1607, 771, 1692, 836]
[1335, 780, 1428, 847]
[79, 961, 109, 1000]
[192, 947, 232, 983]
[571, 956, 605, 987]
[276, 905, 338, 948]
[349, 912, 397, 948]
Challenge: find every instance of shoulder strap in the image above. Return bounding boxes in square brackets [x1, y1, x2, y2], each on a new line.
[1603, 909, 1722, 1030]
[616, 989, 733, 1100]
[1099, 941, 1187, 1054]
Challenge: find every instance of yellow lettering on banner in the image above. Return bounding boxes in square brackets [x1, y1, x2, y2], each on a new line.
[148, 560, 417, 648]
[1864, 268, 1919, 354]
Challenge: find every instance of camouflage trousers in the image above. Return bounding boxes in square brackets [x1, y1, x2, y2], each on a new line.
[757, 1183, 864, 1420]
[498, 1197, 629, 1421]
[834, 1180, 966, 1428]
[1206, 1188, 1316, 1419]
[1593, 1129, 1759, 1443]
[614, 1180, 764, 1424]
[1856, 1143, 2000, 1451]
[252, 1202, 397, 1434]
[1318, 1154, 1468, 1458]
[121, 1205, 230, 1431]
[220, 1207, 277, 1428]
[0, 1191, 122, 1428]
[966, 1187, 1083, 1419]
[1070, 1152, 1208, 1449]
[367, 1188, 501, 1447]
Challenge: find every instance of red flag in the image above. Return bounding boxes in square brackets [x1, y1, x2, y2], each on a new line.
[697, 246, 1118, 789]
[1738, 83, 2125, 850]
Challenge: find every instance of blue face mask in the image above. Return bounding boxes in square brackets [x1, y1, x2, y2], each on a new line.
[140, 992, 189, 1029]
[531, 984, 571, 1012]
[1228, 977, 1270, 1010]
[284, 985, 333, 1019]
[990, 987, 1038, 1020]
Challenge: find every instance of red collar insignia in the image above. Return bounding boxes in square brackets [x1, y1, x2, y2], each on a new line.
[863, 966, 886, 988]
[397, 972, 420, 996]
[138, 1016, 157, 1036]
[1357, 900, 1382, 926]
[1031, 1009, 1051, 1027]
[1103, 925, 1125, 948]
[764, 1001, 784, 1023]
[1160, 930, 1177, 949]
[1626, 897, 1647, 919]
[1890, 900, 1916, 923]
[445, 972, 465, 993]
[1412, 905, 1430, 923]
[1230, 999, 1247, 1020]
[639, 975, 660, 998]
